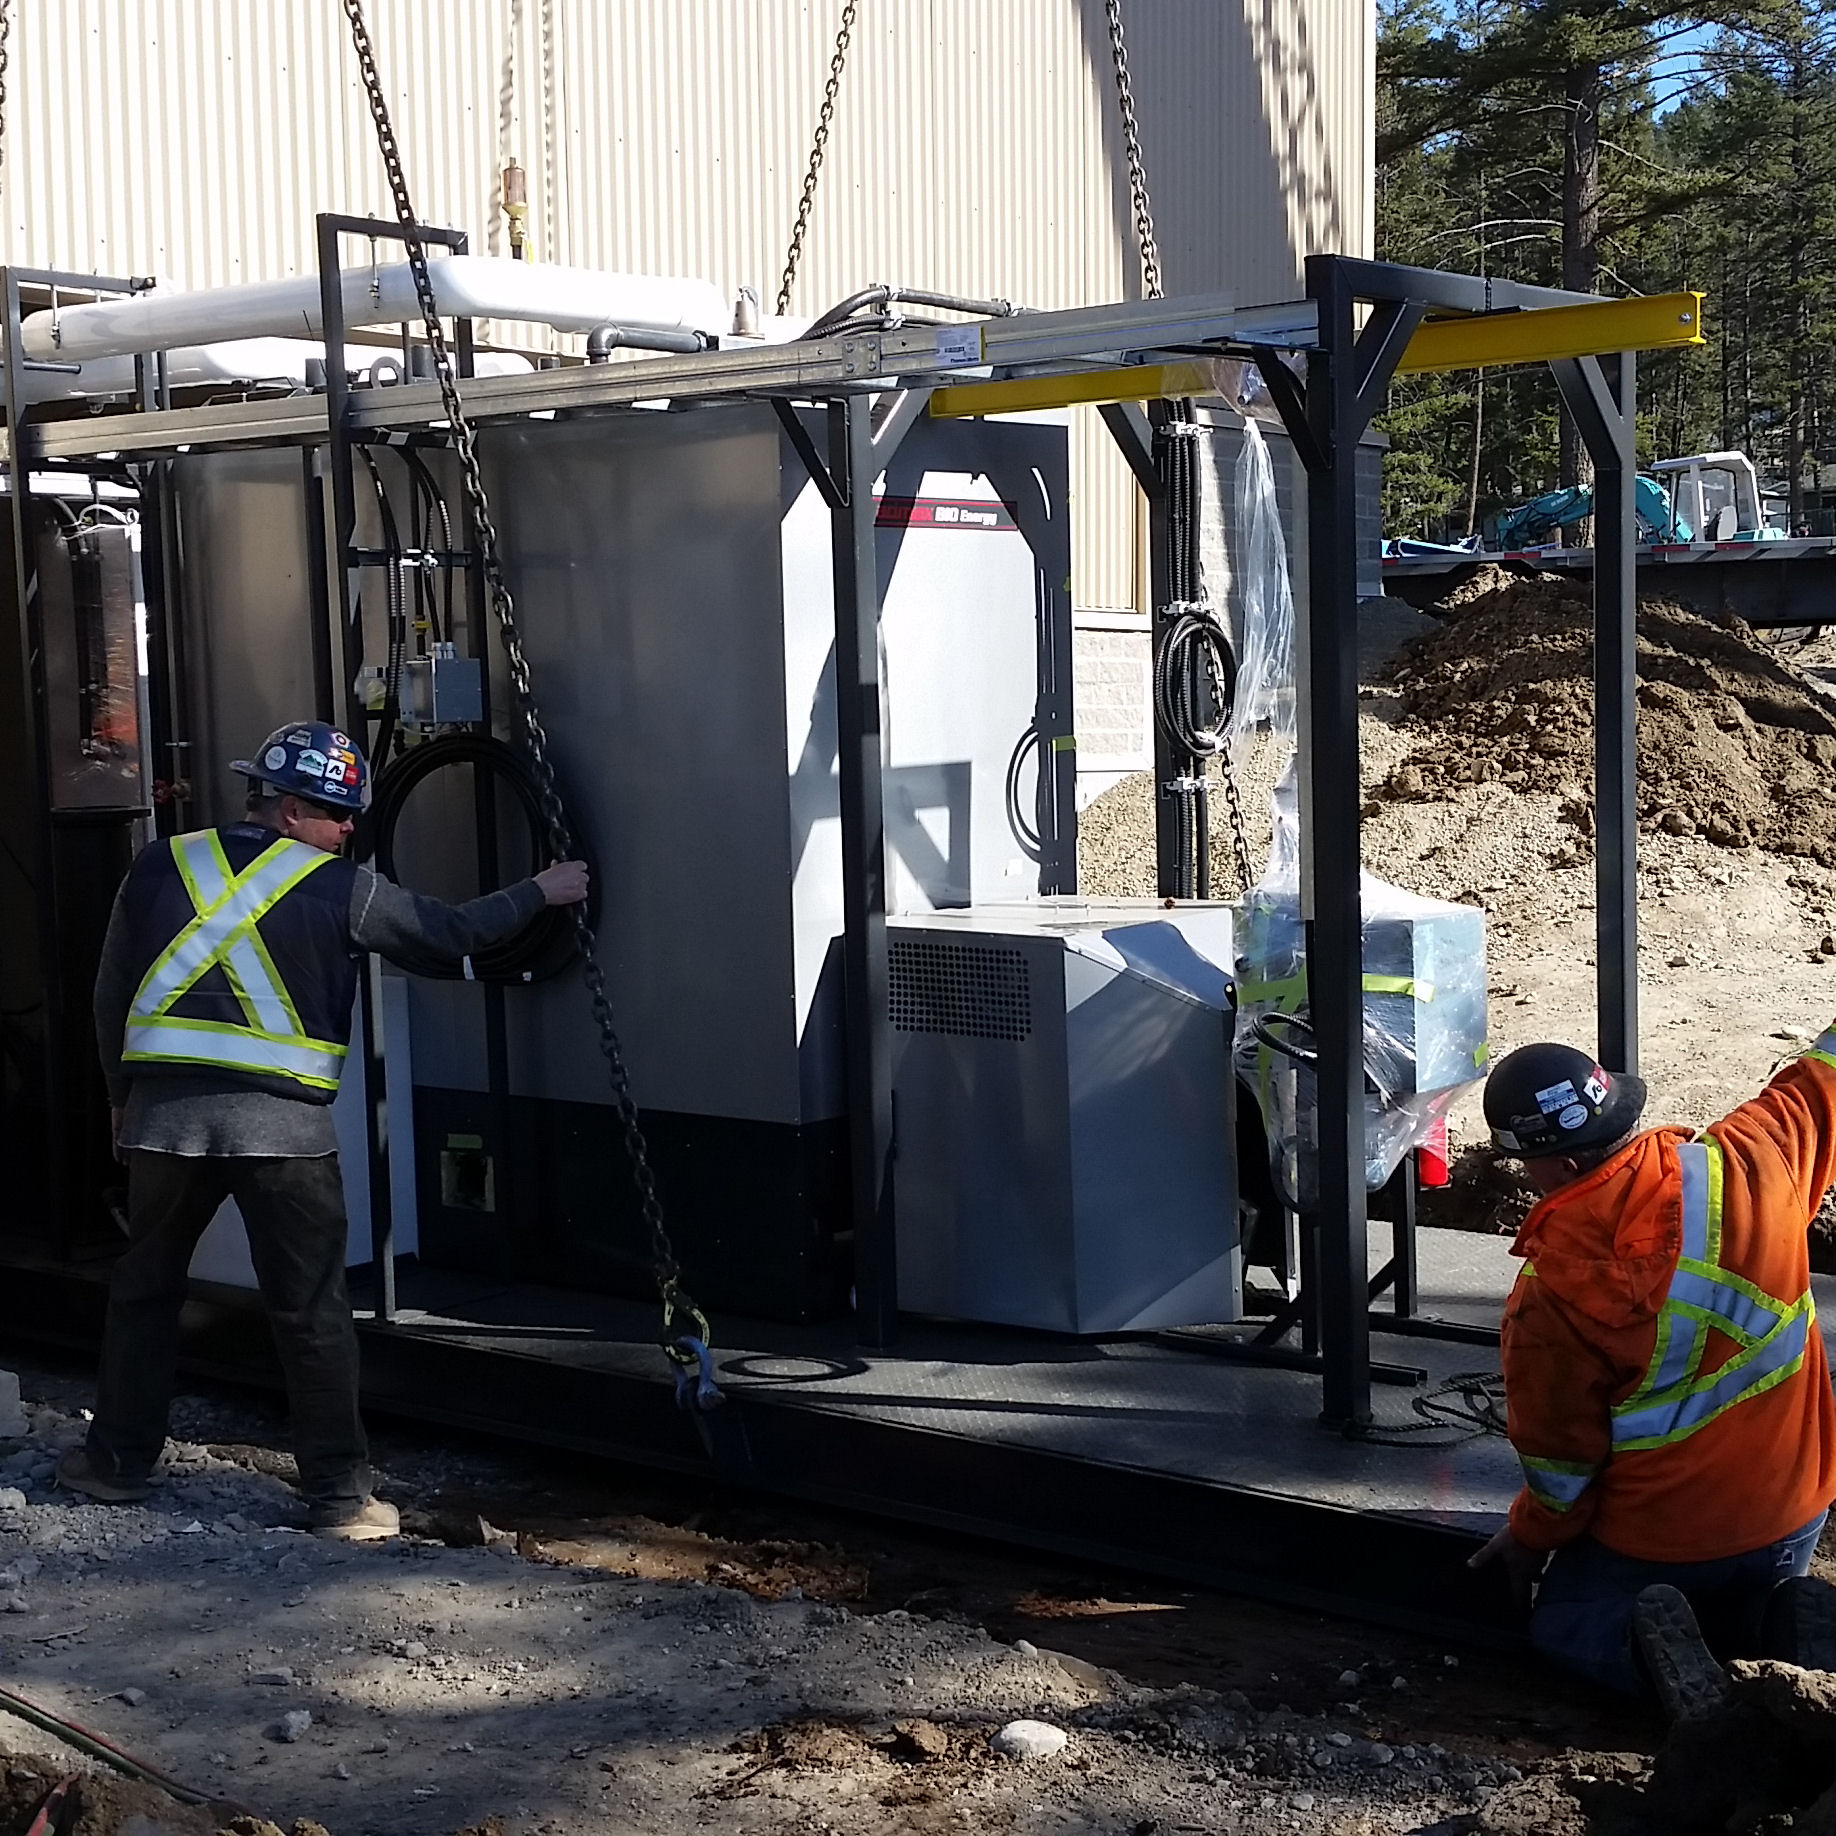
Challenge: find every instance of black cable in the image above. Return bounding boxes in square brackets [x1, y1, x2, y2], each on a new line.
[1360, 1371, 1508, 1447]
[356, 447, 407, 764]
[402, 447, 456, 644]
[1004, 725, 1045, 863]
[367, 731, 589, 983]
[1152, 606, 1238, 757]
[800, 282, 1023, 341]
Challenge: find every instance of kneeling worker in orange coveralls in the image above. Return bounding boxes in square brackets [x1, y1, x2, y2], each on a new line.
[1470, 1029, 1836, 1715]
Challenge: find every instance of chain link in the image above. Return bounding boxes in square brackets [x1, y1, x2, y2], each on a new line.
[1102, 0, 1162, 303]
[0, 0, 13, 201]
[340, 0, 695, 1323]
[1104, 0, 1254, 892]
[775, 0, 859, 317]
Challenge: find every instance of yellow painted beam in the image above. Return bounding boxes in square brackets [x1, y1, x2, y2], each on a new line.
[926, 291, 1705, 418]
[928, 360, 1215, 419]
[1393, 290, 1705, 375]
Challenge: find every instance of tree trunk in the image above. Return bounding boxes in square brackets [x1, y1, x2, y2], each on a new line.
[1559, 59, 1602, 527]
[1467, 375, 1485, 535]
[1786, 38, 1808, 530]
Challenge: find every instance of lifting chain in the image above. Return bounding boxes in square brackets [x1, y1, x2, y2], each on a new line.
[339, 0, 712, 1371]
[775, 0, 859, 316]
[0, 0, 12, 211]
[1102, 0, 1162, 304]
[0, 0, 11, 190]
[1103, 0, 1255, 893]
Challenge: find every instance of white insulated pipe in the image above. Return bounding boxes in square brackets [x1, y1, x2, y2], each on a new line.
[19, 255, 731, 363]
[14, 339, 535, 407]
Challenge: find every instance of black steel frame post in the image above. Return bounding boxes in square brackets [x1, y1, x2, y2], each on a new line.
[135, 352, 190, 838]
[781, 389, 931, 1351]
[830, 394, 897, 1348]
[1551, 353, 1639, 1073]
[0, 264, 142, 1252]
[0, 268, 64, 1246]
[1299, 259, 1372, 1430]
[1272, 259, 1425, 1430]
[314, 213, 471, 1321]
[1146, 404, 1190, 899]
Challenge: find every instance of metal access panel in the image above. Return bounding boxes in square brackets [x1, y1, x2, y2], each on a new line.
[890, 903, 1241, 1334]
[37, 522, 149, 814]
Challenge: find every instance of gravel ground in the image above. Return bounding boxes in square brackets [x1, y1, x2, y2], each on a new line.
[0, 1379, 1547, 1836]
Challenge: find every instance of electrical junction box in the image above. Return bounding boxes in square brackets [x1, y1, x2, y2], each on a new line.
[399, 647, 484, 729]
[890, 902, 1241, 1334]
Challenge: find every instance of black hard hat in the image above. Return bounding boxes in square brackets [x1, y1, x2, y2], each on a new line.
[1483, 1042, 1647, 1158]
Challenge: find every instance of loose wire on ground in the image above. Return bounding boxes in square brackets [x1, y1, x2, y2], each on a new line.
[1360, 1370, 1509, 1447]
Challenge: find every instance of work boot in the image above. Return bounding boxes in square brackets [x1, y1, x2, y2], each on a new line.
[1762, 1576, 1836, 1672]
[1633, 1584, 1732, 1724]
[54, 1448, 150, 1504]
[309, 1495, 400, 1543]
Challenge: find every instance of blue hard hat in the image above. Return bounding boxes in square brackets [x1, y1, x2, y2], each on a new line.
[230, 721, 369, 812]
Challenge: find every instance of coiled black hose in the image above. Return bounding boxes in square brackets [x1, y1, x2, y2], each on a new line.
[367, 732, 590, 983]
[1152, 604, 1238, 758]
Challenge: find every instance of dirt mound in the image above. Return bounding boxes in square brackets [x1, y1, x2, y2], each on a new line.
[1375, 572, 1836, 866]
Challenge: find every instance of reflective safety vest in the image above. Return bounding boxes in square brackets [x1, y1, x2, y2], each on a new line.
[1515, 1135, 1818, 1518]
[121, 827, 360, 1099]
[1608, 1136, 1816, 1450]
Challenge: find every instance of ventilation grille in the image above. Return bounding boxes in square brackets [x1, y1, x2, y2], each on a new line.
[889, 936, 1032, 1042]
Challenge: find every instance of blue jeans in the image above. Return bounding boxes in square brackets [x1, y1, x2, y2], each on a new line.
[1531, 1512, 1827, 1695]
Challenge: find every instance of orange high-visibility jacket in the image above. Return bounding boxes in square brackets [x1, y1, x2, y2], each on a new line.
[1502, 1025, 1836, 1563]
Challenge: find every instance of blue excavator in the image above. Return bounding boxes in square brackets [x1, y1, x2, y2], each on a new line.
[1484, 474, 1689, 549]
[1387, 451, 1791, 560]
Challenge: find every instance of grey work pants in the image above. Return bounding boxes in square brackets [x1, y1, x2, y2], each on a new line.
[86, 1150, 370, 1505]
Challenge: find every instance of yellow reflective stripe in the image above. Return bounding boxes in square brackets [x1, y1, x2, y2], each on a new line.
[123, 1020, 345, 1088]
[125, 833, 342, 1093]
[1804, 1025, 1836, 1072]
[1612, 1295, 1812, 1451]
[125, 1013, 347, 1053]
[1237, 971, 1434, 1003]
[1689, 1130, 1718, 1263]
[139, 833, 235, 1007]
[236, 918, 307, 1037]
[1608, 1135, 1814, 1452]
[1518, 1453, 1601, 1512]
[132, 839, 330, 1018]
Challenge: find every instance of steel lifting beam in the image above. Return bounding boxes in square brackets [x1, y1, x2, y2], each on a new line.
[1396, 292, 1702, 376]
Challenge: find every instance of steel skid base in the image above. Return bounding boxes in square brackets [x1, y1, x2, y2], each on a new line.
[0, 1224, 1545, 1645]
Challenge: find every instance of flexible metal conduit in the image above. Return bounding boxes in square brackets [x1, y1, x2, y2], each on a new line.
[802, 283, 1025, 341]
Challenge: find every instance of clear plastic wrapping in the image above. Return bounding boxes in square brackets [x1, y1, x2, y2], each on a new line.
[1232, 769, 1489, 1211]
[1225, 416, 1297, 774]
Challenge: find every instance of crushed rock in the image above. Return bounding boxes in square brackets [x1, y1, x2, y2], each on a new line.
[1375, 569, 1836, 865]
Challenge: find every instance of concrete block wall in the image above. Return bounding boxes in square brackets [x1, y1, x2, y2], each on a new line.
[1072, 614, 1153, 808]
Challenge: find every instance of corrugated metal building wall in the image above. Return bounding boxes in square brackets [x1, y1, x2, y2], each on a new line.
[3, 0, 1371, 625]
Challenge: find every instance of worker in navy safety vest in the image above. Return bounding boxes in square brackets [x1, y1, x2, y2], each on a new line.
[62, 721, 588, 1541]
[1470, 1036, 1836, 1717]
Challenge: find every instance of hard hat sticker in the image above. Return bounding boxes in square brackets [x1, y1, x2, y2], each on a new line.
[1535, 1080, 1580, 1114]
[1584, 1073, 1610, 1105]
[1559, 1103, 1589, 1131]
[264, 746, 289, 770]
[296, 749, 328, 778]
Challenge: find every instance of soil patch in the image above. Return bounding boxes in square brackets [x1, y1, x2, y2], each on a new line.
[0, 1765, 222, 1836]
[1374, 568, 1836, 865]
